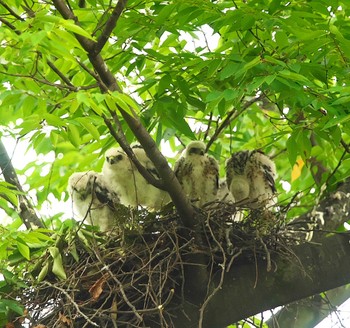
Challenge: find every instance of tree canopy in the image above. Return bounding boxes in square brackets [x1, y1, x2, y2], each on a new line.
[0, 0, 350, 327]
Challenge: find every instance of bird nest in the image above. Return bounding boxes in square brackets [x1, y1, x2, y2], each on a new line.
[12, 202, 308, 327]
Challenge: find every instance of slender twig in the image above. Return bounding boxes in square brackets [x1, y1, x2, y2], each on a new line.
[206, 94, 265, 151]
[44, 281, 99, 327]
[0, 70, 97, 91]
[0, 0, 24, 20]
[47, 60, 75, 87]
[198, 215, 226, 328]
[326, 149, 347, 187]
[0, 17, 21, 34]
[341, 139, 350, 153]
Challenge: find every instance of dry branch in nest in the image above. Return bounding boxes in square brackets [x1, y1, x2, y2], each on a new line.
[13, 201, 314, 327]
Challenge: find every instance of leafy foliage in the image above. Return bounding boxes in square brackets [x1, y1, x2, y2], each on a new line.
[0, 0, 350, 326]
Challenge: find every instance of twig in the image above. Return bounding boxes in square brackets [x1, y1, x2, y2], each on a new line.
[47, 59, 75, 87]
[198, 215, 227, 328]
[44, 281, 99, 327]
[258, 235, 272, 272]
[226, 248, 243, 272]
[0, 17, 21, 34]
[206, 94, 265, 151]
[0, 0, 24, 20]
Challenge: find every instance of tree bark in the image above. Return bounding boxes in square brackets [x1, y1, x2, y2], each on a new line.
[170, 232, 350, 328]
[0, 139, 43, 229]
[265, 180, 350, 327]
[266, 284, 350, 328]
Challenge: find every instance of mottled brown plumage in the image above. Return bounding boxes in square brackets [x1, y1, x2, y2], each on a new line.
[174, 141, 219, 207]
[226, 150, 277, 208]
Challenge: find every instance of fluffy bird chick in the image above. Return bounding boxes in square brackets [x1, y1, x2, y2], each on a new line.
[102, 147, 138, 207]
[68, 171, 121, 232]
[226, 150, 277, 208]
[217, 178, 235, 203]
[174, 141, 219, 207]
[132, 146, 171, 209]
[102, 147, 170, 209]
[217, 178, 244, 222]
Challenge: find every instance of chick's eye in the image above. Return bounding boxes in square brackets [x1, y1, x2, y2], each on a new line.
[116, 154, 123, 161]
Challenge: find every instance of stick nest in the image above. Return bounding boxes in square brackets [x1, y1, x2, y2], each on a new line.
[12, 202, 311, 327]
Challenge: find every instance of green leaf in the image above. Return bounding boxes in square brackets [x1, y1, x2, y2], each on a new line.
[37, 261, 50, 282]
[332, 96, 350, 105]
[165, 114, 195, 139]
[16, 241, 30, 260]
[0, 299, 24, 316]
[321, 114, 350, 130]
[219, 62, 242, 80]
[61, 19, 95, 40]
[286, 134, 298, 166]
[44, 113, 65, 127]
[158, 74, 172, 95]
[67, 124, 81, 147]
[76, 118, 100, 141]
[118, 93, 140, 112]
[278, 70, 311, 84]
[0, 182, 18, 207]
[49, 246, 67, 280]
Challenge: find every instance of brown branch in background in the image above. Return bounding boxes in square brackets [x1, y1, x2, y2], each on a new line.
[93, 0, 128, 55]
[0, 139, 44, 229]
[47, 59, 75, 87]
[0, 0, 24, 20]
[0, 17, 21, 34]
[341, 138, 350, 153]
[206, 94, 265, 151]
[308, 132, 329, 185]
[203, 112, 213, 141]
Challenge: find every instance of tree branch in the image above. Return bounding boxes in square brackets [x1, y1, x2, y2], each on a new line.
[266, 284, 350, 328]
[47, 59, 75, 87]
[171, 232, 350, 327]
[0, 17, 21, 34]
[52, 0, 195, 227]
[206, 94, 265, 151]
[93, 0, 128, 55]
[0, 0, 24, 21]
[0, 139, 43, 229]
[262, 179, 350, 328]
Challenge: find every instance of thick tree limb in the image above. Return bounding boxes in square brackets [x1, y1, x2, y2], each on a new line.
[266, 284, 350, 328]
[170, 232, 350, 328]
[264, 180, 350, 327]
[0, 139, 43, 229]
